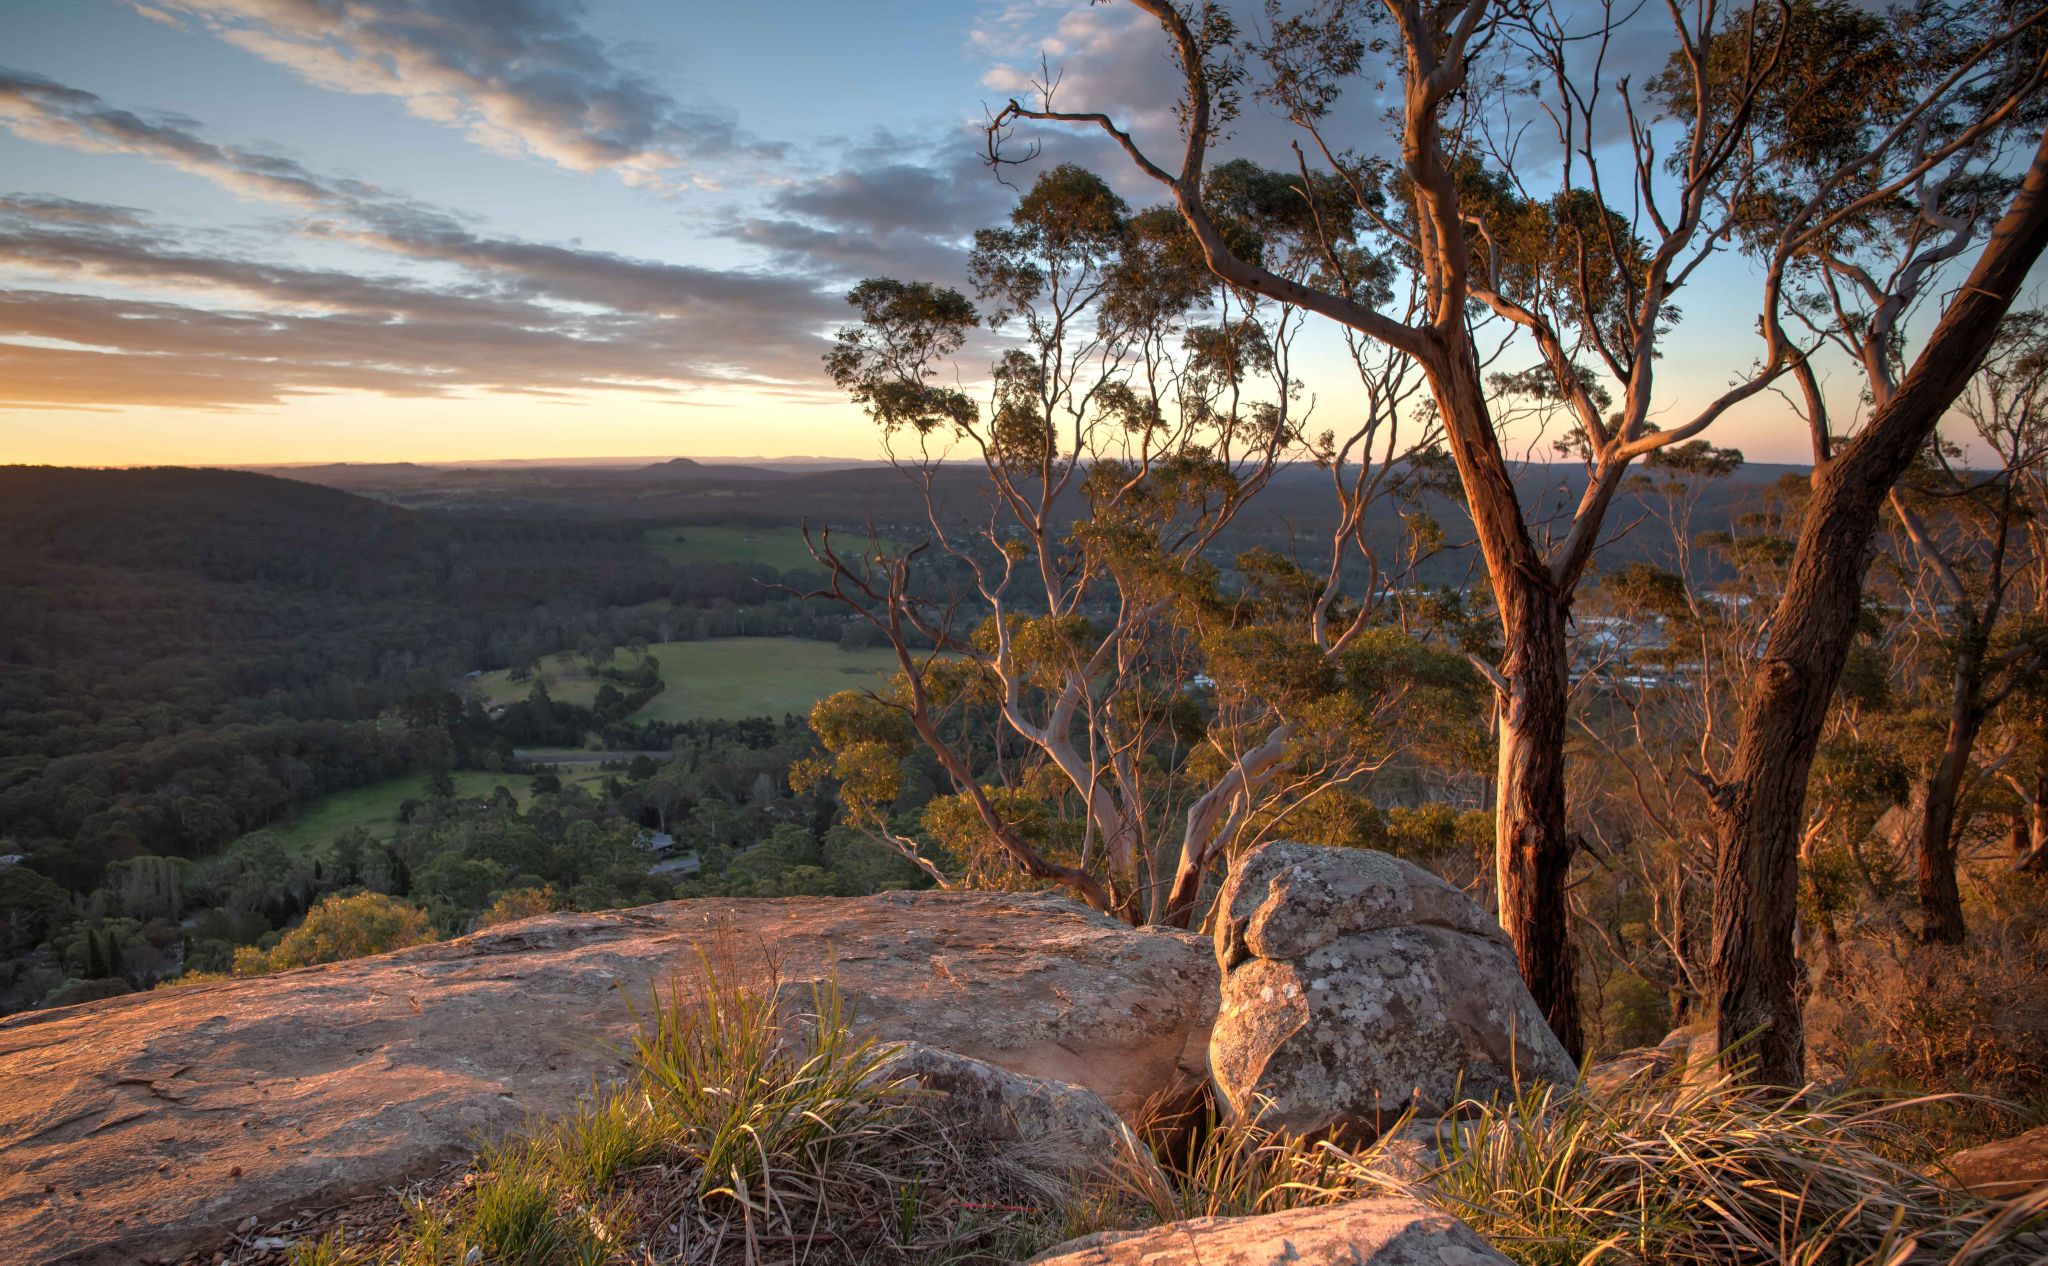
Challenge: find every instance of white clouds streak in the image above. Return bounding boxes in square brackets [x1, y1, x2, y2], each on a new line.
[0, 72, 844, 408]
[144, 0, 779, 188]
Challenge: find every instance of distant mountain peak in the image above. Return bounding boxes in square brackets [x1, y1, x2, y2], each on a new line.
[639, 457, 701, 472]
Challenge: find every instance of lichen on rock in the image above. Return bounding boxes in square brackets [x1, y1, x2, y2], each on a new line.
[1209, 841, 1576, 1135]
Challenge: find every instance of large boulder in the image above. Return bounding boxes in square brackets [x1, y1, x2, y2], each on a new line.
[1938, 1125, 2048, 1199]
[1029, 1197, 1512, 1265]
[871, 1041, 1136, 1180]
[0, 890, 1215, 1266]
[1210, 842, 1575, 1134]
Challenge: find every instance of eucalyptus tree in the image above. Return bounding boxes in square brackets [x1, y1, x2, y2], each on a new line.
[1879, 313, 2048, 942]
[802, 163, 1470, 927]
[985, 0, 2047, 1073]
[1692, 2, 2048, 1079]
[983, 0, 1832, 1056]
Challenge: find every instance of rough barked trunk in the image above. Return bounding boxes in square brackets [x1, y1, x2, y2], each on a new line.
[1708, 509, 1863, 1084]
[1915, 643, 1985, 944]
[1712, 129, 2048, 1085]
[1430, 345, 1584, 1062]
[1494, 586, 1583, 1060]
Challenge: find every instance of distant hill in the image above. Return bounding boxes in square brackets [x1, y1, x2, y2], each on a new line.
[222, 455, 1809, 583]
[637, 457, 701, 474]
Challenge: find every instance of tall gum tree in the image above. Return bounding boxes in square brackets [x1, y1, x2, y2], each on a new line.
[1880, 317, 2048, 944]
[1696, 0, 2048, 1080]
[802, 164, 1477, 929]
[985, 0, 1841, 1056]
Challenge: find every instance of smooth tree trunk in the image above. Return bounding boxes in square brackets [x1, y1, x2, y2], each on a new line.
[1711, 130, 2048, 1084]
[1432, 351, 1586, 1062]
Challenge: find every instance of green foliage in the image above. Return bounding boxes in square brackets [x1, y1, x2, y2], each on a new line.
[0, 866, 73, 955]
[1601, 562, 1693, 625]
[920, 786, 1084, 891]
[475, 885, 558, 930]
[42, 976, 133, 1008]
[238, 892, 434, 975]
[825, 279, 980, 435]
[1598, 971, 1676, 1053]
[1383, 803, 1495, 865]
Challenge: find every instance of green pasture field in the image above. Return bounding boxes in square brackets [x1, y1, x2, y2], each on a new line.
[642, 525, 821, 573]
[472, 637, 905, 725]
[631, 639, 902, 722]
[246, 768, 604, 857]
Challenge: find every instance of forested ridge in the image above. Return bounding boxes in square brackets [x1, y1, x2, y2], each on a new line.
[0, 465, 961, 1017]
[0, 466, 673, 884]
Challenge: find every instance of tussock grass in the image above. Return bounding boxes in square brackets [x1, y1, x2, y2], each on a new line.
[1095, 1097, 1390, 1225]
[292, 950, 1077, 1265]
[1399, 1066, 2048, 1266]
[284, 968, 2046, 1266]
[1093, 1060, 2048, 1266]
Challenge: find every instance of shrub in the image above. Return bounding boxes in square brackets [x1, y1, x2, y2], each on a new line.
[475, 886, 558, 930]
[1808, 909, 2048, 1147]
[237, 892, 434, 975]
[41, 977, 133, 1008]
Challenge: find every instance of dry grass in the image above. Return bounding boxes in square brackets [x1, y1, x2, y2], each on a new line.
[1399, 1063, 2048, 1266]
[1087, 1062, 2048, 1266]
[289, 952, 1079, 1266]
[1808, 899, 2048, 1151]
[284, 944, 2048, 1266]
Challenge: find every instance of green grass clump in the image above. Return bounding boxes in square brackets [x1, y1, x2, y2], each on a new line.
[290, 951, 1077, 1265]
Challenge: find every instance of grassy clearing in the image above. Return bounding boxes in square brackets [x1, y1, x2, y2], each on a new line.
[471, 638, 904, 723]
[472, 660, 608, 710]
[629, 640, 903, 723]
[250, 770, 603, 858]
[642, 525, 822, 573]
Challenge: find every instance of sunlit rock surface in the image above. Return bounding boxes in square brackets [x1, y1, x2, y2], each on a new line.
[1030, 1197, 1513, 1265]
[0, 891, 1215, 1265]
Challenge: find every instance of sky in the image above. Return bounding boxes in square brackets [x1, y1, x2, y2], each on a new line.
[0, 0, 1989, 467]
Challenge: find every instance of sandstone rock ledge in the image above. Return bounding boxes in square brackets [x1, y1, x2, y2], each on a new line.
[1031, 1197, 1513, 1265]
[0, 891, 1217, 1266]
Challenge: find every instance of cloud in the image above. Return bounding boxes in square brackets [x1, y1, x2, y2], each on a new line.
[0, 76, 848, 409]
[0, 228, 833, 409]
[723, 139, 1020, 285]
[975, 1, 1191, 152]
[144, 0, 778, 187]
[0, 68, 378, 207]
[0, 64, 1159, 417]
